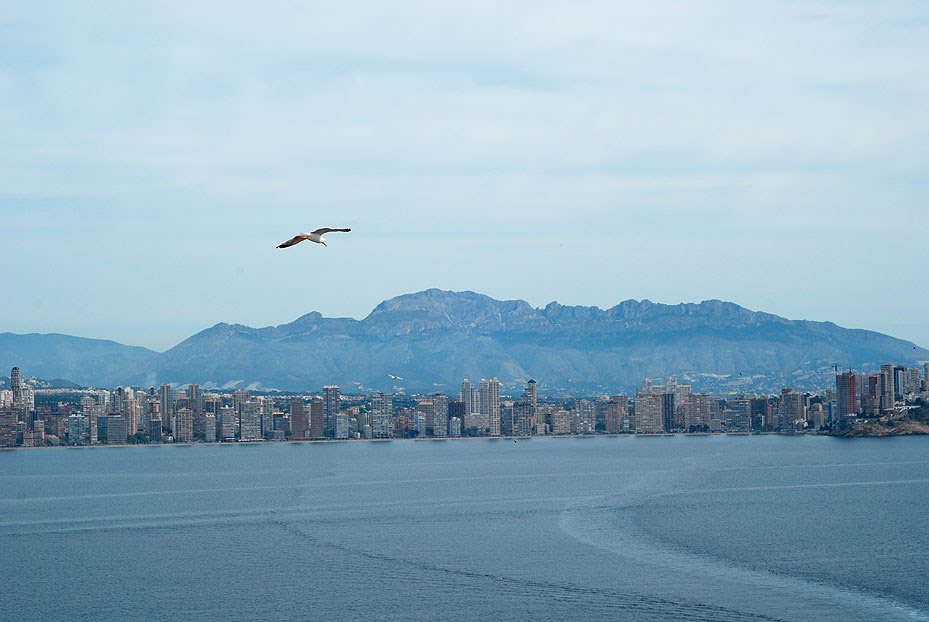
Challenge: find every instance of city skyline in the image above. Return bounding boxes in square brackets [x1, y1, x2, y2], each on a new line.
[4, 359, 927, 448]
[2, 1, 928, 350]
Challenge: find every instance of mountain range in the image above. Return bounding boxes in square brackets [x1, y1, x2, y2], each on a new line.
[2, 289, 926, 394]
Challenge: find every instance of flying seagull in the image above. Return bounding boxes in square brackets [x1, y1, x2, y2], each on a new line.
[277, 228, 351, 249]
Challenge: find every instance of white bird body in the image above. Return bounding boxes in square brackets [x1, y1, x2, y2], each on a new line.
[277, 227, 351, 249]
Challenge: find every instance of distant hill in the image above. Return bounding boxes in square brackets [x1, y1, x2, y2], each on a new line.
[115, 289, 927, 393]
[0, 333, 157, 388]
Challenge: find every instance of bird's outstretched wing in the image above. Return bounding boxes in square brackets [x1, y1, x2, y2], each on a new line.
[277, 235, 308, 248]
[311, 227, 352, 235]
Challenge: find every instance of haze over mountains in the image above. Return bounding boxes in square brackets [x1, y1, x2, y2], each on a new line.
[2, 289, 926, 393]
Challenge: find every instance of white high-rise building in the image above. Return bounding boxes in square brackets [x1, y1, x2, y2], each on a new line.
[240, 399, 262, 440]
[459, 380, 477, 415]
[335, 412, 350, 440]
[576, 399, 596, 435]
[371, 392, 393, 438]
[479, 378, 500, 436]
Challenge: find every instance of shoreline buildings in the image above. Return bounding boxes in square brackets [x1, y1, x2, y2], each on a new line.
[1, 363, 926, 448]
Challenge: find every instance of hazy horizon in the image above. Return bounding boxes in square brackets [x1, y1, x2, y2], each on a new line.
[2, 1, 927, 350]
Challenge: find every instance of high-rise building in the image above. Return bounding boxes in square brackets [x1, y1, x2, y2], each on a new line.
[322, 386, 340, 438]
[309, 398, 325, 439]
[432, 394, 448, 438]
[187, 384, 203, 415]
[368, 393, 390, 439]
[513, 400, 533, 436]
[479, 378, 501, 436]
[925, 363, 929, 392]
[634, 394, 664, 434]
[260, 396, 275, 439]
[576, 400, 596, 435]
[459, 380, 477, 415]
[780, 389, 808, 428]
[526, 379, 537, 410]
[159, 385, 175, 433]
[217, 406, 238, 441]
[0, 408, 14, 446]
[335, 413, 350, 439]
[551, 409, 570, 435]
[835, 372, 857, 422]
[893, 365, 907, 399]
[604, 395, 628, 434]
[880, 364, 895, 412]
[203, 414, 216, 442]
[661, 393, 676, 432]
[175, 408, 193, 443]
[149, 418, 163, 443]
[682, 394, 712, 431]
[290, 398, 308, 440]
[240, 399, 261, 440]
[416, 399, 436, 435]
[68, 414, 87, 445]
[104, 414, 128, 444]
[10, 367, 24, 417]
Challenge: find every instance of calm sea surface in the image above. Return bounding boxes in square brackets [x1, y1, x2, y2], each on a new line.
[2, 435, 928, 621]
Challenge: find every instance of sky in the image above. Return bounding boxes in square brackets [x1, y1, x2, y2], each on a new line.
[1, 1, 927, 352]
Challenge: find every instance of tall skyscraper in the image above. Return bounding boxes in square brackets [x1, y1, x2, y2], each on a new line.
[893, 365, 907, 399]
[187, 384, 203, 415]
[306, 397, 322, 439]
[175, 408, 193, 443]
[880, 364, 895, 412]
[526, 379, 537, 410]
[240, 399, 261, 440]
[10, 367, 24, 418]
[835, 372, 857, 422]
[513, 400, 533, 436]
[290, 398, 308, 440]
[159, 384, 175, 433]
[370, 392, 392, 438]
[432, 394, 448, 438]
[459, 380, 477, 415]
[479, 378, 501, 436]
[322, 386, 340, 438]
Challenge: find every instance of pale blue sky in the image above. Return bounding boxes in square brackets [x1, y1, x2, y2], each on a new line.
[1, 1, 927, 351]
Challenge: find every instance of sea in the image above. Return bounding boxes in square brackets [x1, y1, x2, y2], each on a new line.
[2, 435, 928, 621]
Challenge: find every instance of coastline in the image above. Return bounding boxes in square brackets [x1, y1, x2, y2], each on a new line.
[0, 429, 908, 452]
